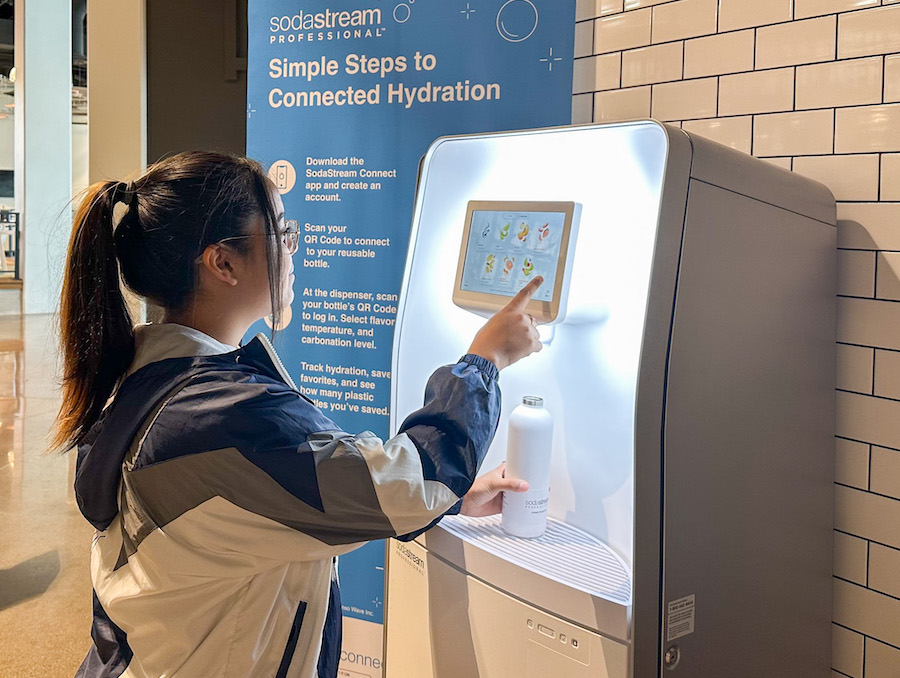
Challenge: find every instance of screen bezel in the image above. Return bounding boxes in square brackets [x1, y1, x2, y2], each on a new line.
[453, 200, 578, 323]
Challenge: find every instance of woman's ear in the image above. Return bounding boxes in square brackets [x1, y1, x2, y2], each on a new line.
[199, 244, 239, 287]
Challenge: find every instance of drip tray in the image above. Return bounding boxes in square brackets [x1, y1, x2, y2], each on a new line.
[420, 515, 633, 642]
[440, 515, 632, 604]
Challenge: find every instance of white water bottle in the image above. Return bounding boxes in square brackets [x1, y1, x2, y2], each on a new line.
[502, 396, 553, 538]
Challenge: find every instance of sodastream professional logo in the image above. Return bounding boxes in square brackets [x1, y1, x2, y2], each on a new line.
[269, 8, 385, 44]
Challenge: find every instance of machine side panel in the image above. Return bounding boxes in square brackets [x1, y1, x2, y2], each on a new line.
[631, 126, 692, 678]
[661, 180, 835, 677]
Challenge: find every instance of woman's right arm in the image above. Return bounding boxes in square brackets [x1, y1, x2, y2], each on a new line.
[125, 279, 544, 565]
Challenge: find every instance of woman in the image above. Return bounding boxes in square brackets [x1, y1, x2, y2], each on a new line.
[55, 151, 542, 678]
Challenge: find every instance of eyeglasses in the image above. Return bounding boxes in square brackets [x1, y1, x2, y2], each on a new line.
[279, 219, 300, 254]
[218, 219, 300, 255]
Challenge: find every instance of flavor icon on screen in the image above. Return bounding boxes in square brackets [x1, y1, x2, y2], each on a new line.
[517, 221, 529, 241]
[485, 253, 496, 273]
[478, 222, 492, 250]
[499, 222, 510, 241]
[499, 255, 515, 285]
[480, 253, 497, 284]
[522, 257, 534, 276]
[534, 222, 552, 251]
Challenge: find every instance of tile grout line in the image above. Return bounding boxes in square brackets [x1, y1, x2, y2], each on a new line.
[835, 528, 900, 556]
[837, 435, 900, 454]
[834, 479, 900, 504]
[868, 442, 872, 494]
[836, 577, 900, 612]
[862, 632, 867, 675]
[866, 536, 871, 589]
[871, 320, 877, 395]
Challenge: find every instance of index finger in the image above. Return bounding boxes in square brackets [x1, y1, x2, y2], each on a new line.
[507, 276, 544, 311]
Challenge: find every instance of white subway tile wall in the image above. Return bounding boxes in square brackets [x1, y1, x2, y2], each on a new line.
[575, 0, 604, 21]
[651, 0, 718, 44]
[753, 109, 834, 157]
[793, 155, 879, 201]
[837, 249, 875, 298]
[595, 10, 652, 53]
[796, 58, 883, 110]
[876, 252, 900, 300]
[866, 638, 900, 678]
[870, 541, 900, 597]
[574, 53, 622, 93]
[835, 435, 870, 487]
[837, 204, 900, 250]
[755, 16, 836, 69]
[681, 116, 752, 153]
[683, 30, 755, 77]
[622, 42, 683, 87]
[881, 155, 900, 201]
[875, 349, 900, 397]
[833, 621, 865, 676]
[795, 0, 878, 20]
[593, 85, 651, 121]
[764, 156, 793, 170]
[571, 1, 900, 672]
[837, 5, 900, 59]
[651, 76, 717, 120]
[835, 104, 900, 153]
[886, 55, 900, 101]
[718, 0, 793, 32]
[719, 68, 795, 115]
[575, 20, 594, 57]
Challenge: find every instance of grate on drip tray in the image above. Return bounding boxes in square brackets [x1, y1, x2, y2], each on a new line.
[439, 514, 632, 605]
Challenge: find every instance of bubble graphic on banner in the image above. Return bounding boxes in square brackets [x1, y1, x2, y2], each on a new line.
[265, 304, 293, 331]
[393, 3, 411, 23]
[496, 0, 538, 42]
[268, 160, 296, 195]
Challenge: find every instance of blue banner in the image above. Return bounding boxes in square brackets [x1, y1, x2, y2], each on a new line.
[248, 1, 573, 673]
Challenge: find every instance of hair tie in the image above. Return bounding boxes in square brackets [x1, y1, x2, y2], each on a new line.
[111, 181, 140, 240]
[111, 181, 137, 208]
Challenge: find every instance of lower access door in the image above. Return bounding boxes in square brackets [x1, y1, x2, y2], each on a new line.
[385, 538, 630, 678]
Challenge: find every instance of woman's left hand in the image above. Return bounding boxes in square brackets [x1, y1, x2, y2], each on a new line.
[460, 462, 529, 517]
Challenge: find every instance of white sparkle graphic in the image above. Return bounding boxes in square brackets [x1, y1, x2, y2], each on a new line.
[539, 47, 563, 72]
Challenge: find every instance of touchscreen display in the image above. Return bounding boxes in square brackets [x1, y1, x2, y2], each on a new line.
[459, 209, 568, 302]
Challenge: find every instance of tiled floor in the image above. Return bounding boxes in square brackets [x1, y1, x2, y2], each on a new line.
[0, 314, 94, 677]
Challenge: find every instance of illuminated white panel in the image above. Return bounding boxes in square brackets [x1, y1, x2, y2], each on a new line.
[392, 122, 670, 566]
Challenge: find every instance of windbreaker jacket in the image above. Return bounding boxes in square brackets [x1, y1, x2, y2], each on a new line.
[73, 327, 501, 678]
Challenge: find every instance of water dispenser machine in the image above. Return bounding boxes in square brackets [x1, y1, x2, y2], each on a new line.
[384, 121, 836, 678]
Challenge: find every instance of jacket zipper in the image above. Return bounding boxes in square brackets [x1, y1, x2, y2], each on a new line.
[250, 332, 300, 391]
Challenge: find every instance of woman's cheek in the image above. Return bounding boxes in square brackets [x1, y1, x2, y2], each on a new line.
[283, 273, 295, 306]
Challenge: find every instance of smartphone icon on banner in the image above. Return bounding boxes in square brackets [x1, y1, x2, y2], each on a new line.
[275, 164, 289, 190]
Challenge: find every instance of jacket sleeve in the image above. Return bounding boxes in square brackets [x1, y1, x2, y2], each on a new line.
[312, 353, 501, 543]
[126, 355, 500, 563]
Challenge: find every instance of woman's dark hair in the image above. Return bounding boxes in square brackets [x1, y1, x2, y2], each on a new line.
[52, 151, 283, 450]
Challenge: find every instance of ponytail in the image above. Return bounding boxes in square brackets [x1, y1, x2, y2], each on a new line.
[52, 151, 282, 449]
[52, 182, 135, 450]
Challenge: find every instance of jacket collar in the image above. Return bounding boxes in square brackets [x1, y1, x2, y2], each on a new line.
[127, 324, 237, 378]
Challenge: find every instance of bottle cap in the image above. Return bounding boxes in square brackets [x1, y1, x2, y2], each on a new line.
[522, 395, 543, 407]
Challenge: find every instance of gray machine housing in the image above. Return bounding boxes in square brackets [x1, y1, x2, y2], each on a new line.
[631, 129, 835, 677]
[385, 121, 836, 678]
